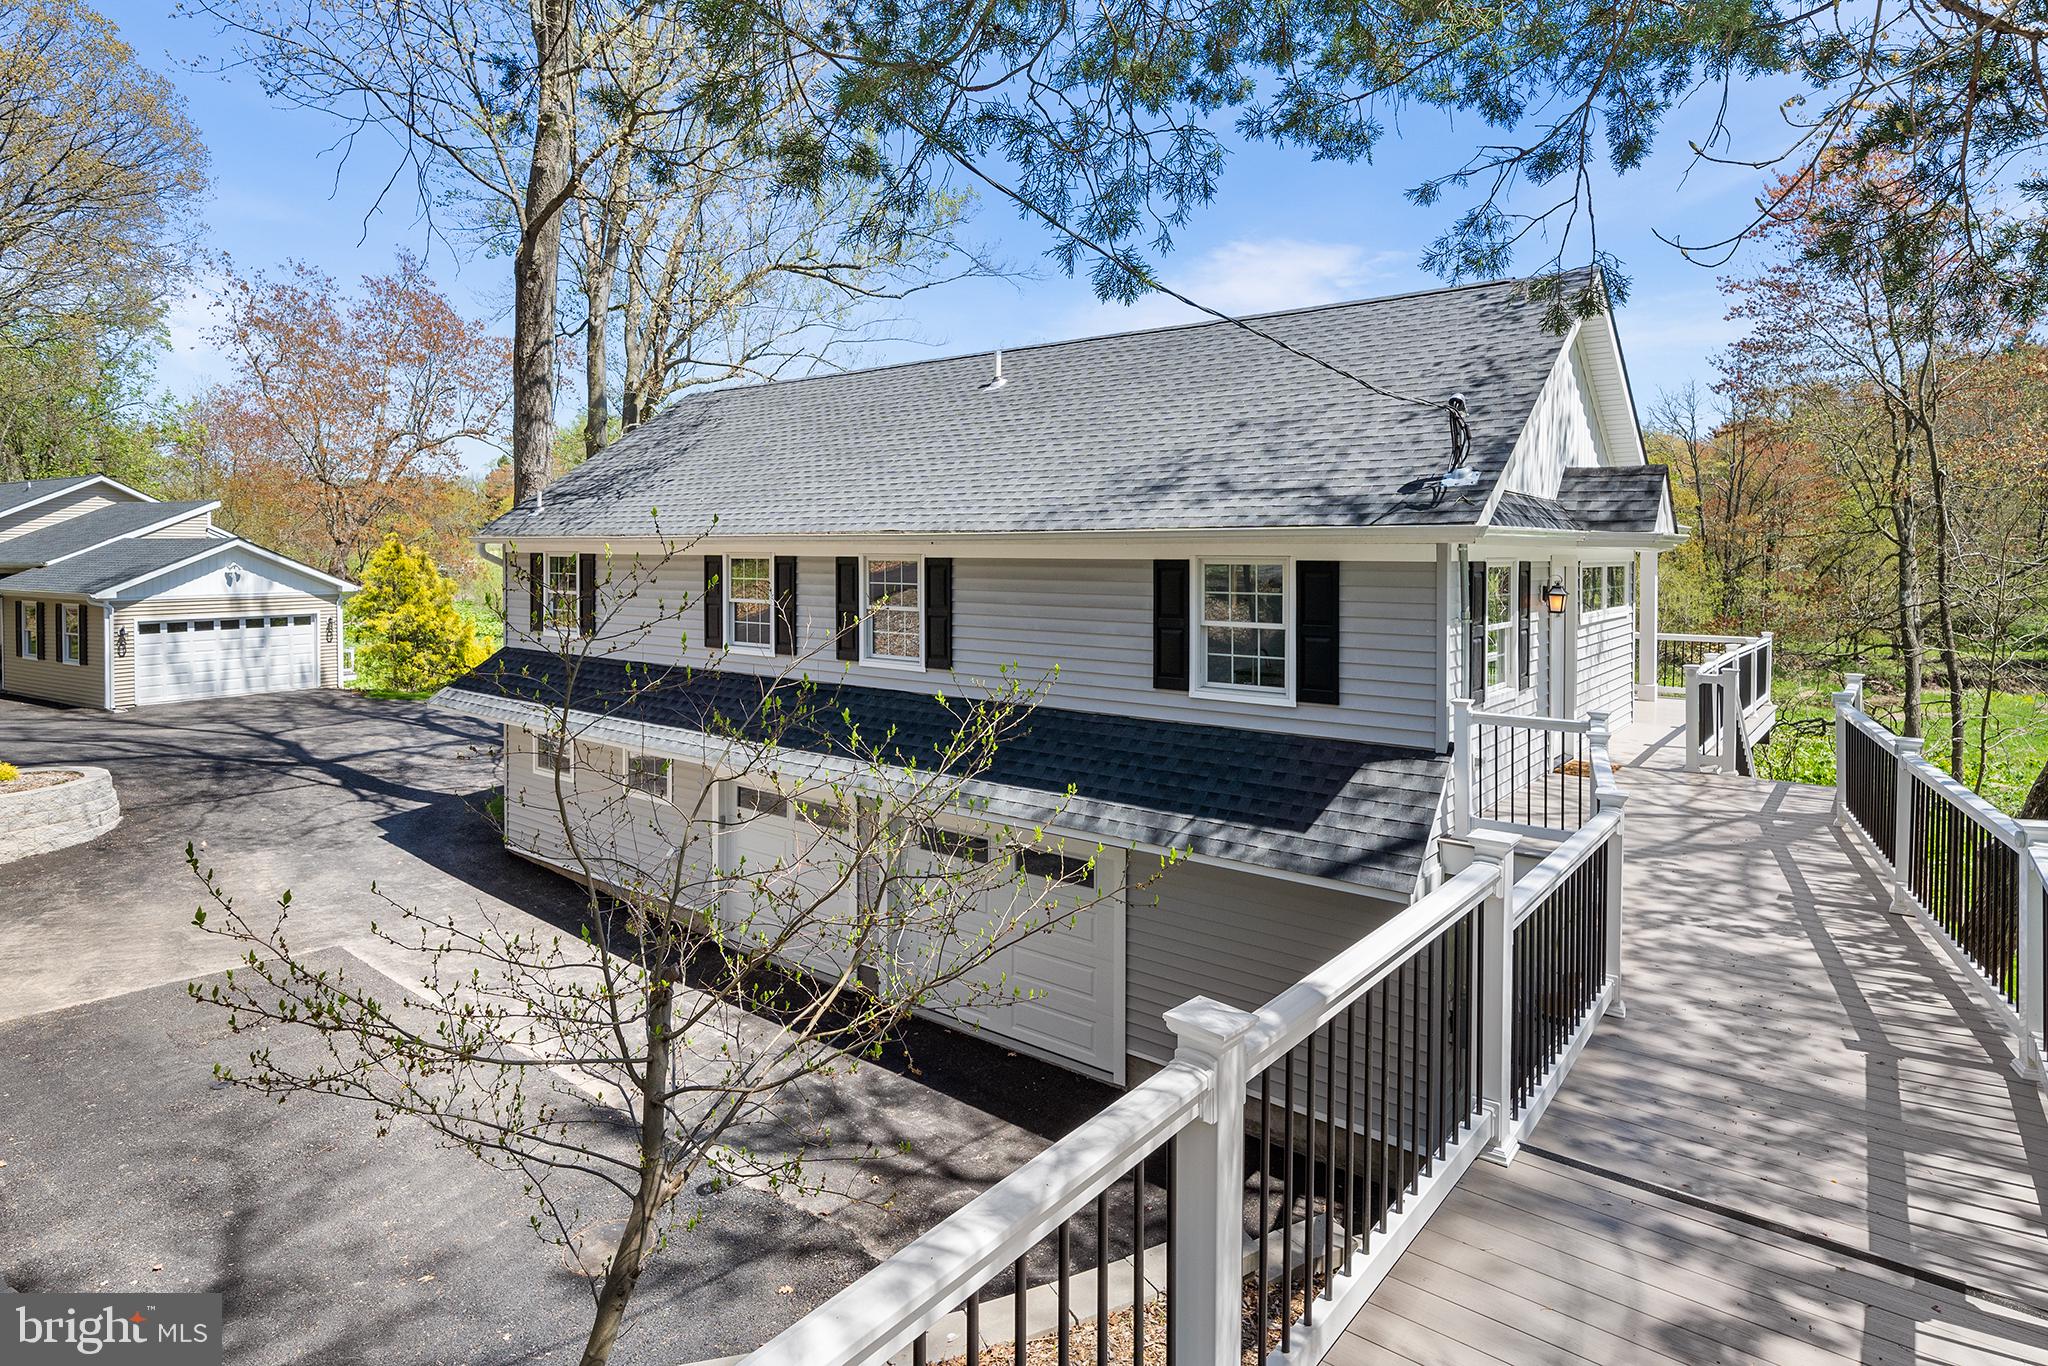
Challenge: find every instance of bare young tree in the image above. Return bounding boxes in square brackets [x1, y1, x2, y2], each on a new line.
[184, 538, 1143, 1365]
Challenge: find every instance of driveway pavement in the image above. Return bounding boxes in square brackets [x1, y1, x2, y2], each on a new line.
[0, 691, 1114, 1363]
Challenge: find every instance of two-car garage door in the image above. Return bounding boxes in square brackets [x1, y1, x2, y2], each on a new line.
[724, 788, 1125, 1080]
[135, 613, 320, 705]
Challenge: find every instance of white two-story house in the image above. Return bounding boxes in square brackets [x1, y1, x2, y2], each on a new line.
[433, 275, 1678, 1088]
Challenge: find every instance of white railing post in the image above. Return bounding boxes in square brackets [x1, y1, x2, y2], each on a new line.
[1718, 667, 1742, 774]
[1451, 697, 1475, 835]
[1636, 554, 1659, 704]
[1760, 630, 1775, 703]
[1164, 996, 1255, 1366]
[1830, 674, 1863, 825]
[1891, 737, 1925, 915]
[1682, 664, 1704, 772]
[1589, 712, 1627, 1020]
[1463, 829, 1522, 1165]
[2017, 822, 2048, 1084]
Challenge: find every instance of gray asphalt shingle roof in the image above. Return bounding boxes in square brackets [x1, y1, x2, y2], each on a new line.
[1557, 466, 1669, 534]
[442, 648, 1446, 895]
[486, 278, 1585, 541]
[0, 536, 219, 596]
[1488, 491, 1581, 531]
[0, 476, 94, 519]
[0, 501, 217, 569]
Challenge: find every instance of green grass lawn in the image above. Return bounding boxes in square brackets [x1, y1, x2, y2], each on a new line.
[1751, 672, 2048, 814]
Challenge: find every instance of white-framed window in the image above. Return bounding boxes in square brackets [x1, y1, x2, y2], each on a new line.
[626, 754, 671, 799]
[59, 604, 81, 664]
[1484, 564, 1513, 694]
[1581, 563, 1631, 616]
[545, 555, 580, 631]
[1196, 560, 1289, 697]
[863, 557, 922, 665]
[726, 555, 774, 652]
[533, 729, 571, 776]
[17, 600, 39, 658]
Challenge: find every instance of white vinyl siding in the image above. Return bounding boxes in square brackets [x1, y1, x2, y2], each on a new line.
[140, 512, 217, 538]
[502, 726, 719, 892]
[1576, 592, 1636, 728]
[0, 488, 130, 541]
[508, 553, 1443, 749]
[1124, 856, 1404, 1069]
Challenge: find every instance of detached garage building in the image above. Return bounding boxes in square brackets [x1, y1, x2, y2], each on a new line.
[0, 476, 355, 710]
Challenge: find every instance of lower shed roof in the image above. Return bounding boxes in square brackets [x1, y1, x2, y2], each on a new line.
[437, 648, 1447, 897]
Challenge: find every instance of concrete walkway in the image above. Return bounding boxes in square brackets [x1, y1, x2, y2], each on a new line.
[1338, 699, 2048, 1364]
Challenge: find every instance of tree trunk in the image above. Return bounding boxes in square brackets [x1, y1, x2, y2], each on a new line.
[511, 0, 575, 508]
[581, 154, 632, 464]
[578, 980, 672, 1366]
[1894, 479, 1924, 737]
[1922, 421, 1968, 776]
[2021, 760, 2048, 822]
[621, 257, 647, 432]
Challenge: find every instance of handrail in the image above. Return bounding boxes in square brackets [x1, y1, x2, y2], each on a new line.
[1509, 808, 1622, 930]
[737, 1061, 1208, 1366]
[1464, 708, 1592, 735]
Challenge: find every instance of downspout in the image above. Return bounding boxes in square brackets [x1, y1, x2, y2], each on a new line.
[101, 602, 114, 711]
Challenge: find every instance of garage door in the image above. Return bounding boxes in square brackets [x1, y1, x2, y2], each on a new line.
[722, 785, 863, 977]
[895, 825, 1124, 1081]
[135, 614, 320, 706]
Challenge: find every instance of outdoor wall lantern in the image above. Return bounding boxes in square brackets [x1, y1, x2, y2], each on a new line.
[324, 617, 336, 642]
[115, 626, 129, 658]
[1544, 582, 1569, 614]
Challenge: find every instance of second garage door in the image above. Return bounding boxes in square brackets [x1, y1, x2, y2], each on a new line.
[135, 613, 320, 705]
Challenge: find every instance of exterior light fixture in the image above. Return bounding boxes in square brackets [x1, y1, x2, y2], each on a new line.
[324, 617, 337, 642]
[115, 626, 130, 658]
[1544, 582, 1569, 614]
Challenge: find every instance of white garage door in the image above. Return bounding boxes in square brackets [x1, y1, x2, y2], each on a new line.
[135, 613, 320, 706]
[895, 826, 1124, 1081]
[723, 785, 863, 977]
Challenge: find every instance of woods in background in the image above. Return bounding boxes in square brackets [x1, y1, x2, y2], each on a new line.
[1650, 160, 2048, 814]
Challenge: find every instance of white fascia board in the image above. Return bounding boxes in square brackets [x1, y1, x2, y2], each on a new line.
[478, 529, 1470, 562]
[90, 536, 360, 600]
[40, 502, 224, 568]
[435, 686, 1419, 903]
[1469, 528, 1684, 557]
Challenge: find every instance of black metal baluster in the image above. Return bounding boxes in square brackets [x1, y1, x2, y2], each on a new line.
[1304, 1026, 1318, 1329]
[914, 1335, 927, 1366]
[1095, 1191, 1109, 1366]
[1373, 979, 1387, 1235]
[1404, 954, 1419, 1202]
[1282, 1042, 1297, 1345]
[1343, 1002, 1357, 1275]
[967, 1294, 980, 1366]
[1323, 1019, 1336, 1304]
[1058, 1219, 1072, 1366]
[1257, 1067, 1270, 1353]
[1014, 1253, 1028, 1366]
[1131, 1162, 1146, 1366]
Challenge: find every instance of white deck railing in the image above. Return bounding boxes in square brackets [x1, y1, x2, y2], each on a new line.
[1670, 632, 1775, 773]
[341, 645, 357, 685]
[1832, 674, 2048, 1087]
[737, 737, 1629, 1366]
[1449, 701, 1606, 840]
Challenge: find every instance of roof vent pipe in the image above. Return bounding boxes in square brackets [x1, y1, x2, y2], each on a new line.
[980, 349, 1007, 391]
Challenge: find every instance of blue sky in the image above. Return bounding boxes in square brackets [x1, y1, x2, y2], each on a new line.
[125, 3, 1792, 469]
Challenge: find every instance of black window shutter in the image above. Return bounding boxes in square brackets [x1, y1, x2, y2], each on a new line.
[77, 607, 88, 667]
[1296, 561, 1340, 705]
[1517, 562, 1534, 690]
[925, 558, 954, 670]
[578, 553, 597, 637]
[773, 556, 797, 655]
[834, 556, 860, 661]
[35, 601, 46, 660]
[528, 553, 544, 633]
[702, 554, 724, 650]
[1465, 562, 1486, 699]
[1153, 560, 1190, 691]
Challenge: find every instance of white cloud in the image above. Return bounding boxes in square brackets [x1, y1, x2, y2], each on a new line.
[1055, 238, 1412, 338]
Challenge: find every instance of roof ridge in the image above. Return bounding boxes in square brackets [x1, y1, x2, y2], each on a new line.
[650, 273, 1549, 403]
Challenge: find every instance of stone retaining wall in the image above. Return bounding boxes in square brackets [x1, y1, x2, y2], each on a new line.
[0, 767, 121, 863]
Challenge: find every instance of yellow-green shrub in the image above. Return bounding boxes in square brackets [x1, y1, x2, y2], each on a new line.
[345, 536, 489, 693]
[0, 761, 18, 782]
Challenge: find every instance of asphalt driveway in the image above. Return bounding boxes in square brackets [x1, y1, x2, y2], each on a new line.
[0, 691, 1114, 1364]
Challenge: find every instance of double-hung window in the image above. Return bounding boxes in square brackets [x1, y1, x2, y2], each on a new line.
[727, 556, 774, 651]
[626, 754, 671, 798]
[18, 601, 39, 658]
[59, 605, 81, 665]
[545, 556, 579, 631]
[864, 557, 921, 663]
[1198, 561, 1287, 695]
[1484, 564, 1513, 694]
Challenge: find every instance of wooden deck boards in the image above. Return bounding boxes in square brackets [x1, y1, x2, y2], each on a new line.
[1341, 701, 2048, 1364]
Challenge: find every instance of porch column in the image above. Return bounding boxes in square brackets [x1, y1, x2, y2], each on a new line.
[1636, 551, 1659, 704]
[1165, 996, 1255, 1366]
